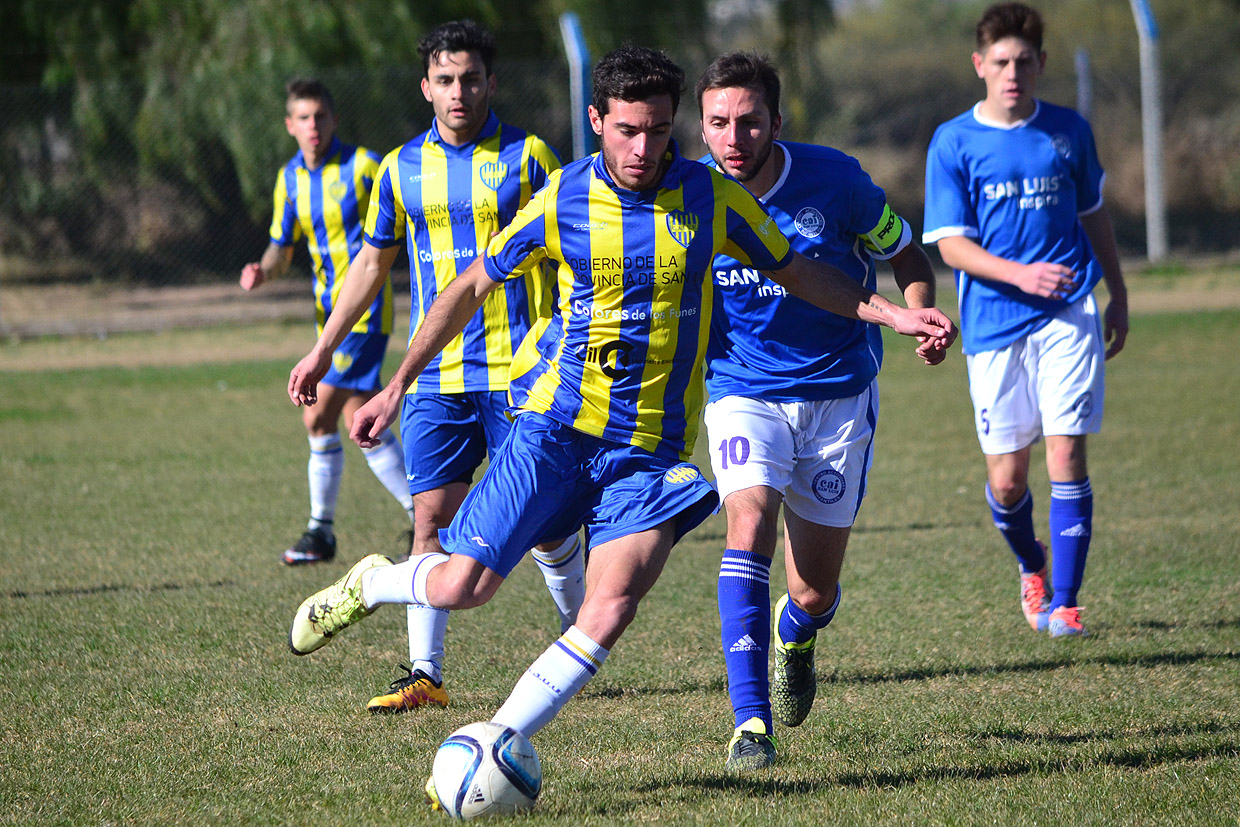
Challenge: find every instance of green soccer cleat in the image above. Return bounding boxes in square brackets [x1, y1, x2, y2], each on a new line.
[725, 717, 777, 772]
[771, 593, 817, 727]
[288, 554, 392, 655]
[367, 665, 449, 714]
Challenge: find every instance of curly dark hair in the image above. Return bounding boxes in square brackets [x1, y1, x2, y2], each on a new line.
[591, 44, 684, 117]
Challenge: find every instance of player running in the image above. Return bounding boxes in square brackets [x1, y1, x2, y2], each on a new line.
[241, 78, 412, 567]
[287, 20, 583, 714]
[286, 46, 955, 781]
[923, 3, 1128, 638]
[697, 52, 945, 770]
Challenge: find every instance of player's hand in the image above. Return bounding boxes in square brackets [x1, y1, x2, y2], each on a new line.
[350, 387, 402, 449]
[288, 350, 331, 407]
[240, 262, 265, 291]
[890, 306, 957, 351]
[915, 335, 948, 366]
[1103, 297, 1129, 360]
[1011, 262, 1074, 299]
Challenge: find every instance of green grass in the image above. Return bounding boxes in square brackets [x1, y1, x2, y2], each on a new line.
[2, 309, 1239, 825]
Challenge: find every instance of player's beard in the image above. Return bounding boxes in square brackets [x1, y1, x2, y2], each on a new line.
[718, 136, 774, 184]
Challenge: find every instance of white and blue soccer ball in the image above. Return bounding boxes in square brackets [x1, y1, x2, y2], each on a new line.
[432, 722, 541, 820]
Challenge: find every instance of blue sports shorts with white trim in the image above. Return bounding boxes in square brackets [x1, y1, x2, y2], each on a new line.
[440, 411, 718, 577]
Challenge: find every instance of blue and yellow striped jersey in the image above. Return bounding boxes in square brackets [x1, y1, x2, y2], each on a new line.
[269, 137, 392, 336]
[364, 113, 561, 394]
[483, 142, 793, 461]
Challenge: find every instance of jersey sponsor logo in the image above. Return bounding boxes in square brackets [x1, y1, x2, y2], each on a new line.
[571, 221, 608, 231]
[479, 160, 509, 190]
[713, 267, 788, 297]
[1051, 134, 1072, 159]
[794, 207, 826, 239]
[587, 340, 633, 379]
[417, 247, 477, 264]
[812, 468, 846, 505]
[664, 464, 701, 484]
[982, 176, 1066, 210]
[327, 180, 349, 202]
[666, 210, 698, 247]
[408, 172, 437, 183]
[757, 214, 775, 237]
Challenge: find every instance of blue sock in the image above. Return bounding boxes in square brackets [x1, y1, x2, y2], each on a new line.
[777, 584, 841, 646]
[1049, 479, 1092, 610]
[986, 484, 1046, 574]
[718, 549, 772, 731]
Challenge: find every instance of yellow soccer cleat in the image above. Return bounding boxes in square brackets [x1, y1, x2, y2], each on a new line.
[288, 554, 392, 655]
[367, 665, 450, 714]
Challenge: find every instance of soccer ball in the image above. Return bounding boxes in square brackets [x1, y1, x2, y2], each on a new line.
[431, 722, 541, 820]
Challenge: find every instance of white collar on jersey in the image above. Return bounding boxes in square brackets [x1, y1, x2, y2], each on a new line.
[971, 99, 1042, 130]
[758, 141, 793, 204]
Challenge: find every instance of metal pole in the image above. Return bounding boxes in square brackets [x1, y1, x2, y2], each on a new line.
[558, 12, 592, 161]
[1074, 48, 1092, 121]
[1129, 0, 1168, 261]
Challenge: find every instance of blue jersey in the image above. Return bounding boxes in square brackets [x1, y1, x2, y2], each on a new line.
[364, 113, 561, 394]
[269, 137, 392, 336]
[483, 141, 793, 462]
[702, 141, 911, 402]
[923, 100, 1106, 354]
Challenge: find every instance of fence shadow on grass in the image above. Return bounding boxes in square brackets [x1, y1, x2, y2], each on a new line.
[6, 579, 238, 600]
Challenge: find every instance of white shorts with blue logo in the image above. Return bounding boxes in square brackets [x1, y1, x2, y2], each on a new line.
[704, 381, 878, 528]
[966, 293, 1105, 456]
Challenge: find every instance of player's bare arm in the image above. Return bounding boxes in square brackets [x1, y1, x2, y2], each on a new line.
[765, 252, 957, 348]
[287, 242, 399, 407]
[1079, 206, 1129, 360]
[349, 256, 499, 448]
[889, 243, 949, 365]
[240, 242, 293, 291]
[937, 235, 1074, 299]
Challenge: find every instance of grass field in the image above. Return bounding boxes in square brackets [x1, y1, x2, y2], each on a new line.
[3, 302, 1239, 825]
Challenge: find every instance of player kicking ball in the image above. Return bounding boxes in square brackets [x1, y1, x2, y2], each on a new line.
[697, 52, 946, 770]
[923, 3, 1128, 637]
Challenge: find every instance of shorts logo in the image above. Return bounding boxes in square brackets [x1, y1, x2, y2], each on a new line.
[479, 160, 509, 190]
[794, 207, 825, 239]
[666, 210, 698, 248]
[1051, 134, 1072, 159]
[327, 180, 349, 202]
[664, 465, 701, 484]
[332, 351, 354, 372]
[1073, 392, 1093, 419]
[812, 469, 846, 505]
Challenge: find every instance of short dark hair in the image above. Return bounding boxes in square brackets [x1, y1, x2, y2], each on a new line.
[976, 3, 1043, 52]
[285, 78, 335, 114]
[591, 45, 684, 117]
[417, 19, 497, 76]
[695, 52, 781, 121]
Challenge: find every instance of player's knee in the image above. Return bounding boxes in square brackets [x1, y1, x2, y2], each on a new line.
[789, 584, 837, 616]
[724, 503, 780, 553]
[988, 478, 1027, 506]
[576, 593, 640, 643]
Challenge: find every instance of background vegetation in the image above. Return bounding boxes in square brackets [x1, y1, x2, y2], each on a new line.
[2, 0, 1238, 296]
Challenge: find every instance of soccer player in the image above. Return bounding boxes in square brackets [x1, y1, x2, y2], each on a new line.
[287, 45, 955, 777]
[923, 3, 1128, 638]
[286, 21, 584, 714]
[697, 52, 945, 770]
[241, 78, 413, 567]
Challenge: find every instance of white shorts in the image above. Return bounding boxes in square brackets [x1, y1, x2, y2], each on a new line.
[966, 293, 1105, 455]
[703, 381, 878, 528]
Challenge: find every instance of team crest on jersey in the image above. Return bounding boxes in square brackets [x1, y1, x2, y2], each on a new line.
[332, 351, 354, 372]
[812, 469, 846, 505]
[327, 180, 349, 202]
[666, 210, 698, 248]
[664, 465, 701, 485]
[1051, 134, 1072, 159]
[794, 207, 826, 239]
[479, 160, 509, 190]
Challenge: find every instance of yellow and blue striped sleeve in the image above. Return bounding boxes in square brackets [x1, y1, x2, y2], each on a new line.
[268, 168, 301, 246]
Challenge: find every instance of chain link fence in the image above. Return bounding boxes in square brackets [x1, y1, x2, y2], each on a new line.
[2, 38, 1237, 338]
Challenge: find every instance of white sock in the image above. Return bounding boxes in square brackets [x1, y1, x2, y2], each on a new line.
[408, 604, 448, 684]
[492, 626, 609, 738]
[361, 429, 414, 511]
[530, 535, 586, 633]
[307, 434, 344, 534]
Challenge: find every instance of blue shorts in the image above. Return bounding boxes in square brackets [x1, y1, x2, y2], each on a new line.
[401, 391, 514, 496]
[441, 412, 719, 578]
[322, 331, 387, 392]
